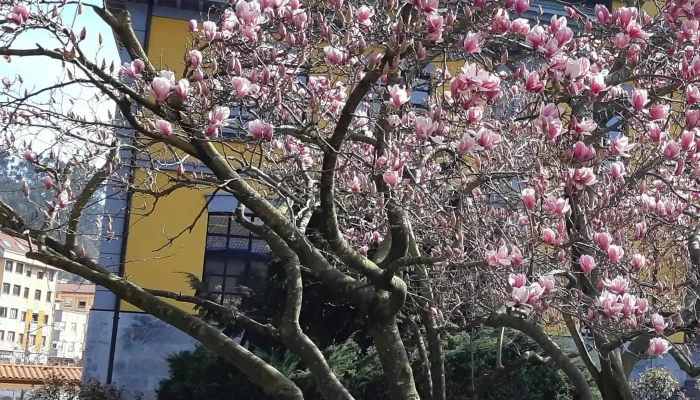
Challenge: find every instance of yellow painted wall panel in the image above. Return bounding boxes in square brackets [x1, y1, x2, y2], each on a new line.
[121, 170, 213, 311]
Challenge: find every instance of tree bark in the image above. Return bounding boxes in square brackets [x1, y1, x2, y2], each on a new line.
[486, 314, 593, 400]
[29, 250, 304, 400]
[368, 314, 421, 400]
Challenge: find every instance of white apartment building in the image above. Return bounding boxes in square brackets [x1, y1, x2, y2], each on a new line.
[50, 306, 87, 365]
[0, 233, 58, 365]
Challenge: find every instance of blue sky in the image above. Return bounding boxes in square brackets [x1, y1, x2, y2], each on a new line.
[0, 0, 119, 152]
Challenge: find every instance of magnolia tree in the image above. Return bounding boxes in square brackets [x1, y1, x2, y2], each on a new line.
[4, 0, 700, 398]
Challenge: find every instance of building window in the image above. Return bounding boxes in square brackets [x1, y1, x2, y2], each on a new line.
[1, 283, 9, 295]
[20, 312, 26, 322]
[0, 331, 4, 341]
[31, 313, 38, 323]
[46, 292, 51, 303]
[203, 213, 269, 305]
[43, 315, 48, 324]
[77, 300, 86, 309]
[48, 271, 55, 281]
[18, 333, 23, 344]
[70, 323, 77, 332]
[4, 261, 12, 272]
[64, 298, 73, 308]
[7, 332, 14, 341]
[14, 263, 22, 274]
[9, 309, 17, 319]
[25, 268, 31, 277]
[34, 290, 41, 301]
[23, 288, 28, 299]
[67, 343, 74, 352]
[0, 308, 7, 318]
[28, 335, 35, 346]
[11, 285, 19, 296]
[41, 336, 46, 347]
[51, 343, 57, 349]
[37, 271, 44, 280]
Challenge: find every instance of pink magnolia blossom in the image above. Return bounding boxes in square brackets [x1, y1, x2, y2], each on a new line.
[542, 228, 557, 246]
[570, 168, 598, 190]
[249, 119, 274, 142]
[687, 85, 700, 105]
[511, 246, 523, 266]
[663, 140, 681, 160]
[388, 85, 409, 108]
[509, 274, 527, 288]
[475, 128, 502, 150]
[383, 170, 401, 187]
[231, 77, 254, 99]
[604, 275, 629, 294]
[607, 245, 625, 263]
[463, 32, 481, 54]
[23, 151, 35, 164]
[630, 89, 648, 110]
[486, 246, 511, 268]
[521, 188, 536, 210]
[648, 104, 669, 121]
[414, 116, 435, 139]
[202, 21, 217, 41]
[633, 222, 647, 240]
[681, 130, 696, 151]
[538, 275, 555, 294]
[187, 50, 203, 69]
[458, 132, 476, 154]
[579, 255, 596, 274]
[544, 196, 570, 215]
[610, 135, 634, 157]
[151, 77, 172, 102]
[155, 120, 173, 137]
[508, 287, 531, 307]
[188, 19, 198, 32]
[43, 176, 52, 190]
[650, 313, 668, 335]
[511, 18, 530, 35]
[324, 46, 344, 65]
[6, 5, 29, 25]
[416, 0, 438, 14]
[594, 232, 612, 250]
[514, 0, 530, 14]
[631, 254, 646, 271]
[175, 79, 190, 99]
[597, 291, 624, 319]
[647, 338, 671, 357]
[610, 162, 625, 180]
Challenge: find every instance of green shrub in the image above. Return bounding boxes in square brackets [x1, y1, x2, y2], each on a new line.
[157, 328, 599, 400]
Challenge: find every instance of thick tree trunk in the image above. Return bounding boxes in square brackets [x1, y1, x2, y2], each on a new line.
[368, 315, 421, 400]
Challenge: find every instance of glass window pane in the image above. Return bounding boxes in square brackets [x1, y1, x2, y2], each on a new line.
[229, 221, 250, 236]
[226, 260, 246, 276]
[251, 239, 269, 255]
[207, 215, 229, 234]
[251, 261, 267, 278]
[228, 237, 250, 251]
[206, 236, 227, 250]
[205, 276, 224, 293]
[223, 295, 241, 308]
[204, 257, 226, 275]
[225, 277, 240, 292]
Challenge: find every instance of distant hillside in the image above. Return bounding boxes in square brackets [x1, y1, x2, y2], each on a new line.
[0, 153, 104, 283]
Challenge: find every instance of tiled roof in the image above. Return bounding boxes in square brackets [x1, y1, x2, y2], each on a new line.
[56, 283, 96, 294]
[0, 364, 82, 383]
[0, 232, 32, 255]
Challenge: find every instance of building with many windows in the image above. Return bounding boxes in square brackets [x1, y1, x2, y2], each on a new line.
[0, 233, 59, 365]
